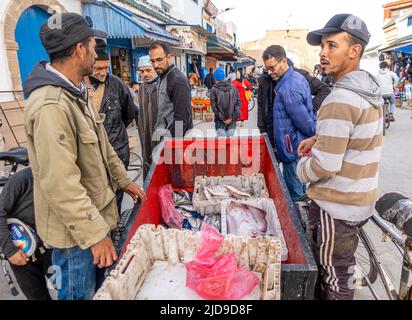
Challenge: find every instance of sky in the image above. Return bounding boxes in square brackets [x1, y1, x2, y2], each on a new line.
[213, 0, 389, 45]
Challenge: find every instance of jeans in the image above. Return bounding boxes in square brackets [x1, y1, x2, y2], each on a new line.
[282, 160, 306, 202]
[382, 94, 395, 113]
[52, 246, 100, 300]
[215, 119, 236, 137]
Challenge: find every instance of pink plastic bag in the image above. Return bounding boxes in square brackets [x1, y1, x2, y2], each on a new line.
[158, 184, 184, 229]
[186, 223, 260, 300]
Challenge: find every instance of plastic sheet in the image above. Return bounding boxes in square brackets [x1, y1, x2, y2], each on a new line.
[158, 184, 184, 229]
[186, 224, 260, 300]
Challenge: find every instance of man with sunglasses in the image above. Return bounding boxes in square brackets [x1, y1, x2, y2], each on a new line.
[149, 42, 193, 139]
[262, 45, 316, 203]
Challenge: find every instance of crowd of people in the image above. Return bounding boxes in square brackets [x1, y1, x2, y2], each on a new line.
[0, 11, 393, 301]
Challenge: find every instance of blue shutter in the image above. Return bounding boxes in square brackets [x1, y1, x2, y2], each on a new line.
[15, 6, 51, 88]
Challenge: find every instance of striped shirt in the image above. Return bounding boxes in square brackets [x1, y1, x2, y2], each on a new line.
[297, 71, 384, 221]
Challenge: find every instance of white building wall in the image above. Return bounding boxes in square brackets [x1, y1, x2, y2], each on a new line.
[164, 0, 203, 25]
[0, 0, 12, 96]
[225, 21, 237, 46]
[0, 0, 81, 99]
[397, 12, 412, 39]
[361, 53, 380, 76]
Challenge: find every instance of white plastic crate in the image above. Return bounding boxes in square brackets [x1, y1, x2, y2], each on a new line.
[220, 198, 288, 262]
[94, 224, 281, 300]
[192, 173, 269, 215]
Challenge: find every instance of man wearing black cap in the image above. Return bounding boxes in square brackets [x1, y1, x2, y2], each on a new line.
[84, 38, 137, 214]
[23, 12, 146, 300]
[297, 14, 383, 300]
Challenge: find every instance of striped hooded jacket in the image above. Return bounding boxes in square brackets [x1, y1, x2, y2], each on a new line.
[297, 70, 384, 222]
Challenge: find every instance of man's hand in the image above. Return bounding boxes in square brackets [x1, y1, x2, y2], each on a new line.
[224, 118, 232, 125]
[123, 182, 147, 203]
[8, 250, 29, 266]
[91, 236, 118, 269]
[298, 136, 317, 157]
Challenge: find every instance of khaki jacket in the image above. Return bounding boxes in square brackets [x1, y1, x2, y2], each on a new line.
[24, 85, 131, 249]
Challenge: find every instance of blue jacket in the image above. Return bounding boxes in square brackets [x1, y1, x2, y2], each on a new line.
[273, 67, 316, 163]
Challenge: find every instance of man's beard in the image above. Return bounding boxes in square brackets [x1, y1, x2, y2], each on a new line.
[155, 68, 164, 76]
[90, 74, 107, 83]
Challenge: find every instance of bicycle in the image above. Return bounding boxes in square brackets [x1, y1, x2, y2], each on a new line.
[382, 98, 391, 136]
[248, 87, 258, 112]
[354, 196, 412, 300]
[0, 147, 29, 186]
[295, 195, 411, 300]
[127, 151, 144, 183]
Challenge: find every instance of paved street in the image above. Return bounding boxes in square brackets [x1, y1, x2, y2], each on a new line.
[1, 103, 411, 300]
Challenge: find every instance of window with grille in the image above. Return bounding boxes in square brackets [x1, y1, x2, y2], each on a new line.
[161, 0, 172, 13]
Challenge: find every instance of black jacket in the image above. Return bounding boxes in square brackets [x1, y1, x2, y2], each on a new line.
[257, 67, 331, 135]
[0, 168, 34, 259]
[210, 81, 241, 121]
[91, 75, 137, 167]
[155, 65, 193, 137]
[257, 73, 275, 135]
[296, 68, 331, 112]
[204, 73, 216, 90]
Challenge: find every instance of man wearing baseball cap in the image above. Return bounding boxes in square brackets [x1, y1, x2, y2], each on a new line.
[23, 12, 146, 300]
[297, 14, 384, 300]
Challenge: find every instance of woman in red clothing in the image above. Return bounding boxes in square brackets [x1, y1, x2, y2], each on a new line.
[232, 70, 252, 126]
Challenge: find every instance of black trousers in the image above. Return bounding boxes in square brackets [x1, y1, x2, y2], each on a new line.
[308, 202, 367, 300]
[9, 249, 52, 300]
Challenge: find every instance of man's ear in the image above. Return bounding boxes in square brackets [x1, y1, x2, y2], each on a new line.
[74, 42, 85, 61]
[349, 44, 362, 60]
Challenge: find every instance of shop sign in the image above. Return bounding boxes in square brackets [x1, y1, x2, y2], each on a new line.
[166, 25, 207, 54]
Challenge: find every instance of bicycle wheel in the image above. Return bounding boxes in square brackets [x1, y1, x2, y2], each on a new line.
[382, 106, 386, 136]
[128, 152, 143, 182]
[354, 228, 378, 287]
[385, 113, 391, 129]
[248, 98, 255, 112]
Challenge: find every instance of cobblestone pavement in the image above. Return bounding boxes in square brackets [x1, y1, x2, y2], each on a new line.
[1, 104, 411, 300]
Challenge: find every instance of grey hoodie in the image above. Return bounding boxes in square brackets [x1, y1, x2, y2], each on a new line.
[297, 69, 384, 222]
[334, 70, 384, 109]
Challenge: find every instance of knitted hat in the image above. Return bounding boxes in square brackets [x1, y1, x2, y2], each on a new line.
[138, 55, 151, 68]
[213, 67, 225, 81]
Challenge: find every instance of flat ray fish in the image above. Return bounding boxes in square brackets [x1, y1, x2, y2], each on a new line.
[226, 201, 267, 237]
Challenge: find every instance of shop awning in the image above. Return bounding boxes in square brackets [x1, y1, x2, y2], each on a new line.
[82, 1, 180, 45]
[378, 34, 412, 53]
[207, 35, 236, 55]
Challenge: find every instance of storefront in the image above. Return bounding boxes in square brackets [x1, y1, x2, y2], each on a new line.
[82, 1, 180, 85]
[206, 34, 237, 75]
[165, 24, 208, 82]
[379, 36, 412, 105]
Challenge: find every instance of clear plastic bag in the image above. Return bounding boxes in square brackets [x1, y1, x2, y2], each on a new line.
[186, 223, 260, 300]
[158, 184, 184, 229]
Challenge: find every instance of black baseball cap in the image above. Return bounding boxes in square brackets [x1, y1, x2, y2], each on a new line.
[95, 38, 109, 61]
[40, 12, 107, 54]
[307, 14, 370, 46]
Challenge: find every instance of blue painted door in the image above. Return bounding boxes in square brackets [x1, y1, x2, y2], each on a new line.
[15, 6, 50, 88]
